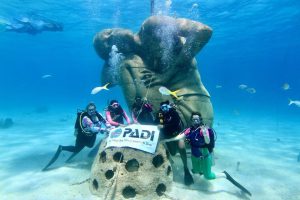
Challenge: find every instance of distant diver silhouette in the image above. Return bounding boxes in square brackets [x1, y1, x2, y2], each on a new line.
[4, 14, 63, 35]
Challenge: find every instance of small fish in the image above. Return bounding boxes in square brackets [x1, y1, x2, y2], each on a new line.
[238, 84, 247, 90]
[282, 83, 290, 90]
[159, 86, 180, 99]
[288, 99, 300, 107]
[41, 74, 52, 79]
[297, 153, 300, 162]
[246, 87, 256, 94]
[216, 85, 222, 89]
[192, 3, 199, 9]
[91, 83, 110, 95]
[236, 161, 240, 171]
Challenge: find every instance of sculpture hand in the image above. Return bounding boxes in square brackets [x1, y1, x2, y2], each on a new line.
[140, 69, 163, 87]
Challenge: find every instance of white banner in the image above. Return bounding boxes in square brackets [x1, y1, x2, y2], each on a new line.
[105, 124, 160, 154]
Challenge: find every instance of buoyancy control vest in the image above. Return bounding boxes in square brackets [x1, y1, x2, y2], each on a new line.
[185, 126, 216, 153]
[157, 108, 183, 136]
[74, 111, 106, 137]
[132, 103, 154, 125]
[107, 105, 125, 124]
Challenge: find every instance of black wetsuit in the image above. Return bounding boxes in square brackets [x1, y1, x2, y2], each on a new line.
[64, 111, 106, 152]
[155, 108, 183, 138]
[106, 105, 128, 125]
[42, 111, 106, 171]
[155, 107, 194, 185]
[132, 103, 155, 125]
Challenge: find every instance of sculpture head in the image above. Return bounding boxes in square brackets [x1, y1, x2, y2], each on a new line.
[94, 28, 137, 60]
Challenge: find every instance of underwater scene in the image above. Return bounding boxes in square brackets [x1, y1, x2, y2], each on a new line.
[0, 0, 300, 199]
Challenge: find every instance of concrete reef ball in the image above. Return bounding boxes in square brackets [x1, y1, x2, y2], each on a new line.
[90, 141, 173, 200]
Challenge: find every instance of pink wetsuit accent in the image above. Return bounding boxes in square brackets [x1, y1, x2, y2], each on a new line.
[106, 111, 119, 126]
[132, 112, 138, 124]
[123, 111, 131, 124]
[106, 110, 131, 126]
[184, 128, 191, 135]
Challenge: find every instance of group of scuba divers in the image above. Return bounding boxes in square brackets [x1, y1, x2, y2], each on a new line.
[42, 97, 251, 196]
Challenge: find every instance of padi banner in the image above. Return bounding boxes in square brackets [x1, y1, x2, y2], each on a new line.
[105, 124, 160, 154]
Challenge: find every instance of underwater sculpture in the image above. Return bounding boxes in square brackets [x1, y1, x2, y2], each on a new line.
[90, 141, 173, 199]
[93, 15, 214, 127]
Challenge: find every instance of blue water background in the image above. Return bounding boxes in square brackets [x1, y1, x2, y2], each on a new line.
[0, 0, 299, 121]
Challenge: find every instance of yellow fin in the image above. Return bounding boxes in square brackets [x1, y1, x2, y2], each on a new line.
[103, 83, 110, 90]
[170, 89, 181, 99]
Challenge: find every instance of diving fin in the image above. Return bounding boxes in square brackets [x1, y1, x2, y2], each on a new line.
[65, 152, 78, 163]
[42, 145, 62, 171]
[223, 171, 252, 196]
[88, 142, 101, 158]
[184, 168, 194, 186]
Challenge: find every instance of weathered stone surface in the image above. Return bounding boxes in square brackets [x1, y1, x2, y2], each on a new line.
[94, 15, 214, 127]
[90, 140, 173, 200]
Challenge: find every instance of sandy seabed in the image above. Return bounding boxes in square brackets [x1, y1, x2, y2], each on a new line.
[1, 110, 300, 200]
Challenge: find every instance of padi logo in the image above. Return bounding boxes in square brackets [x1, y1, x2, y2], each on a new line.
[123, 128, 155, 141]
[110, 128, 122, 138]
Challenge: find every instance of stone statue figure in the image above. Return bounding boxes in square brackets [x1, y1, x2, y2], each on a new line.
[93, 15, 213, 127]
[93, 15, 213, 187]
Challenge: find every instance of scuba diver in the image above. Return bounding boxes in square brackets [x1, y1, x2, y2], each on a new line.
[87, 100, 131, 157]
[3, 14, 63, 35]
[106, 100, 131, 126]
[155, 100, 194, 186]
[162, 112, 252, 196]
[131, 96, 155, 125]
[42, 102, 108, 171]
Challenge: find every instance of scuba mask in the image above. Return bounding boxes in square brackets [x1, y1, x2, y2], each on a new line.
[192, 116, 202, 126]
[160, 104, 171, 112]
[111, 103, 119, 108]
[87, 107, 96, 115]
[135, 97, 142, 104]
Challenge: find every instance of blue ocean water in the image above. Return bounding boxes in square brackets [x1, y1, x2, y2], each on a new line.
[0, 0, 300, 199]
[1, 0, 299, 116]
[0, 0, 300, 119]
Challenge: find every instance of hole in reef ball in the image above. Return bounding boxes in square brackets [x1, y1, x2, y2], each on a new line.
[152, 154, 164, 168]
[99, 151, 106, 163]
[113, 152, 124, 163]
[93, 179, 99, 190]
[156, 183, 166, 196]
[167, 165, 172, 176]
[122, 186, 136, 199]
[105, 170, 114, 180]
[125, 159, 139, 172]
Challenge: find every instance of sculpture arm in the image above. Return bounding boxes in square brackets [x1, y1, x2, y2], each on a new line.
[140, 67, 178, 86]
[176, 18, 212, 60]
